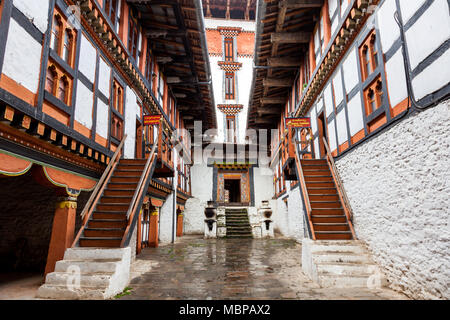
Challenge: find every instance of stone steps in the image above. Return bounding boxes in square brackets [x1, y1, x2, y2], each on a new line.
[302, 239, 387, 288]
[37, 247, 131, 300]
[225, 209, 252, 238]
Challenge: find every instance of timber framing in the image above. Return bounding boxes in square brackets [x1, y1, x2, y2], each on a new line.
[127, 0, 217, 133]
[247, 0, 323, 129]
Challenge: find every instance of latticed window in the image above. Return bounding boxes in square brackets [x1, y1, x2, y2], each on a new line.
[224, 37, 234, 62]
[225, 73, 235, 99]
[62, 29, 73, 64]
[104, 0, 118, 26]
[360, 31, 379, 80]
[50, 16, 61, 52]
[128, 12, 139, 61]
[364, 77, 384, 116]
[226, 115, 236, 143]
[45, 67, 56, 93]
[57, 77, 68, 103]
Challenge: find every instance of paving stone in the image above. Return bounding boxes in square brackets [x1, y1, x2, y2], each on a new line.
[116, 235, 409, 300]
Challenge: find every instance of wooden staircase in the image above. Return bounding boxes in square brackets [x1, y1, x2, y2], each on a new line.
[293, 135, 356, 241]
[79, 159, 148, 248]
[301, 159, 353, 240]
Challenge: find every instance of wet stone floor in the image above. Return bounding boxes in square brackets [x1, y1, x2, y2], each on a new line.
[117, 235, 408, 300]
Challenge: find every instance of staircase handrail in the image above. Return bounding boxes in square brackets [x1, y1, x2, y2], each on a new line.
[293, 140, 316, 240]
[322, 137, 356, 238]
[120, 132, 159, 247]
[73, 134, 127, 247]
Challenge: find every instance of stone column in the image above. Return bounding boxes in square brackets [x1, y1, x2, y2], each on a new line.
[148, 205, 159, 248]
[44, 195, 77, 277]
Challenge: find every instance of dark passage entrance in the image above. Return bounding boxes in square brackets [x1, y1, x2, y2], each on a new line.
[224, 179, 241, 203]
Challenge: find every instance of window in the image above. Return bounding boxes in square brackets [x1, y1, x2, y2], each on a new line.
[224, 37, 234, 62]
[225, 72, 235, 100]
[112, 80, 124, 115]
[50, 9, 77, 68]
[158, 72, 164, 105]
[128, 12, 139, 61]
[104, 0, 118, 26]
[111, 80, 124, 141]
[62, 29, 73, 64]
[50, 16, 61, 52]
[57, 76, 68, 104]
[145, 44, 153, 84]
[46, 67, 56, 93]
[359, 32, 379, 80]
[364, 78, 384, 116]
[226, 116, 236, 143]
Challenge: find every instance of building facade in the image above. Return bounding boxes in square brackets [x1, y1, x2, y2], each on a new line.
[0, 0, 214, 283]
[248, 0, 449, 299]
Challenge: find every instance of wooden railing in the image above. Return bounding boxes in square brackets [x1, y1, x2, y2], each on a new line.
[323, 137, 356, 238]
[120, 133, 159, 248]
[293, 139, 316, 240]
[73, 135, 127, 247]
[158, 123, 174, 169]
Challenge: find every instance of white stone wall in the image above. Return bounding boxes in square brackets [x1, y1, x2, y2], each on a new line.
[253, 165, 274, 208]
[159, 192, 175, 244]
[184, 164, 213, 234]
[272, 184, 306, 242]
[335, 100, 450, 300]
[2, 19, 42, 93]
[74, 80, 93, 129]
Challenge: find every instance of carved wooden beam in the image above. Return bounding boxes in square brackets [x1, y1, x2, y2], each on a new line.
[263, 78, 292, 87]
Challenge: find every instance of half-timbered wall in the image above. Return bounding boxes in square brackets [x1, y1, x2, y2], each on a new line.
[270, 0, 450, 300]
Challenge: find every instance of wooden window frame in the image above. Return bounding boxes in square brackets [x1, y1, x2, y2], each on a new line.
[50, 8, 77, 68]
[104, 0, 119, 28]
[225, 72, 235, 100]
[359, 31, 379, 81]
[363, 76, 384, 116]
[226, 115, 236, 143]
[128, 9, 139, 62]
[224, 37, 234, 62]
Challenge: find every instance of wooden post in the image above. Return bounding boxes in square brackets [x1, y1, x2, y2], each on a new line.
[148, 205, 159, 247]
[44, 195, 78, 277]
[176, 209, 183, 237]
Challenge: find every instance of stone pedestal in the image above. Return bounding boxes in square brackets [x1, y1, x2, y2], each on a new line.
[261, 219, 274, 238]
[248, 207, 262, 238]
[204, 219, 217, 239]
[216, 207, 226, 238]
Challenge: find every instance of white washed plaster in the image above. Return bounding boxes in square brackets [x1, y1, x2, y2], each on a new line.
[412, 46, 450, 100]
[341, 0, 349, 16]
[336, 100, 450, 299]
[342, 48, 359, 93]
[333, 69, 344, 106]
[377, 0, 400, 53]
[404, 0, 450, 70]
[159, 193, 175, 244]
[74, 80, 93, 129]
[336, 109, 348, 146]
[2, 20, 42, 93]
[13, 0, 49, 33]
[331, 17, 339, 36]
[98, 58, 111, 97]
[79, 34, 97, 83]
[204, 18, 255, 32]
[324, 84, 334, 117]
[96, 99, 109, 138]
[253, 165, 274, 207]
[123, 87, 139, 158]
[385, 49, 408, 107]
[327, 119, 337, 151]
[329, 0, 337, 18]
[347, 92, 365, 137]
[398, 0, 427, 24]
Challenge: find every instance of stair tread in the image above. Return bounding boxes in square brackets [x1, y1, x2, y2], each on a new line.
[89, 218, 127, 221]
[315, 231, 352, 234]
[80, 237, 122, 240]
[85, 227, 125, 231]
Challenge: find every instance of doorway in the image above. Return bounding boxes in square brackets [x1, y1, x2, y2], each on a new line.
[224, 179, 241, 203]
[317, 111, 328, 159]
